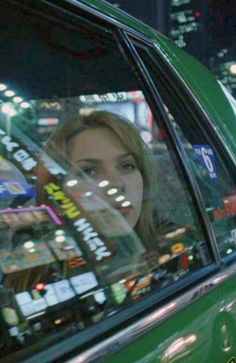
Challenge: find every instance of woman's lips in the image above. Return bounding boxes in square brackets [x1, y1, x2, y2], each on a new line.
[115, 206, 132, 216]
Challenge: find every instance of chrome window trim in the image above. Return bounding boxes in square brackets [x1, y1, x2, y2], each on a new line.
[66, 262, 236, 362]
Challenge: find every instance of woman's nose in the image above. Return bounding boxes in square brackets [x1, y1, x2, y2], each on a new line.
[104, 170, 125, 191]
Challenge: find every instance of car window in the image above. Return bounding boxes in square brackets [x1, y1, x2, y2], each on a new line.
[134, 43, 236, 262]
[0, 2, 215, 361]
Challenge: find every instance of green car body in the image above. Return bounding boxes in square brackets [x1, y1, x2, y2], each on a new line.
[1, 1, 236, 363]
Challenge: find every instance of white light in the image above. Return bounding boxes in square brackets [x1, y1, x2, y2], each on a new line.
[107, 188, 118, 195]
[229, 64, 236, 75]
[115, 195, 125, 202]
[24, 241, 35, 249]
[121, 201, 131, 207]
[98, 180, 109, 188]
[20, 102, 30, 109]
[84, 191, 93, 197]
[29, 248, 36, 253]
[1, 104, 16, 116]
[5, 90, 15, 97]
[66, 179, 78, 187]
[13, 96, 23, 103]
[0, 84, 7, 91]
[55, 229, 64, 236]
[2, 105, 11, 114]
[55, 236, 65, 243]
[8, 108, 16, 116]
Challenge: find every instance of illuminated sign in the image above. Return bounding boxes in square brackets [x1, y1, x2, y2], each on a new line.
[193, 145, 217, 179]
[0, 180, 35, 198]
[214, 196, 236, 220]
[0, 128, 37, 171]
[45, 182, 112, 262]
[79, 90, 144, 104]
[0, 206, 61, 225]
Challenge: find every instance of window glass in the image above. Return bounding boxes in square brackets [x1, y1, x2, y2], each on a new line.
[135, 44, 236, 261]
[0, 3, 213, 360]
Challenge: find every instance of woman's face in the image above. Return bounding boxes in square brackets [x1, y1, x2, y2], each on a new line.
[67, 126, 143, 236]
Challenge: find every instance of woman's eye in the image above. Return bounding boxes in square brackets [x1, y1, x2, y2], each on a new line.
[121, 162, 137, 171]
[80, 167, 98, 177]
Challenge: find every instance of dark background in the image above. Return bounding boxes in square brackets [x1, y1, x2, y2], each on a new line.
[106, 0, 236, 98]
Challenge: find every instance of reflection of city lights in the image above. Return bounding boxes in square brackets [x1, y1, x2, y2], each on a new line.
[13, 96, 23, 103]
[20, 102, 30, 109]
[115, 195, 125, 202]
[0, 83, 7, 91]
[107, 188, 118, 195]
[229, 63, 236, 75]
[54, 319, 62, 325]
[55, 229, 64, 236]
[165, 227, 187, 239]
[1, 104, 16, 116]
[121, 201, 131, 207]
[55, 236, 65, 243]
[4, 90, 15, 97]
[162, 335, 197, 360]
[29, 248, 36, 253]
[99, 180, 109, 188]
[24, 241, 35, 249]
[66, 179, 78, 187]
[84, 191, 93, 197]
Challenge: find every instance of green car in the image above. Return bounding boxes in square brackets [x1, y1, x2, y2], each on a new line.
[0, 1, 236, 362]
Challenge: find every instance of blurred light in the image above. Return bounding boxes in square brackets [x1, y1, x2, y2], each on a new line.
[54, 319, 63, 325]
[4, 90, 15, 97]
[35, 283, 45, 291]
[107, 188, 118, 195]
[24, 241, 35, 249]
[115, 195, 125, 202]
[121, 201, 131, 207]
[29, 248, 36, 253]
[227, 248, 233, 254]
[84, 191, 92, 197]
[229, 64, 236, 75]
[66, 179, 78, 187]
[0, 83, 7, 91]
[99, 180, 109, 188]
[55, 235, 65, 243]
[13, 96, 23, 103]
[194, 10, 201, 17]
[20, 102, 30, 109]
[55, 229, 65, 236]
[1, 104, 16, 116]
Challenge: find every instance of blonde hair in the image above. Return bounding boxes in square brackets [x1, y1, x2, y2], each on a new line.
[38, 110, 157, 248]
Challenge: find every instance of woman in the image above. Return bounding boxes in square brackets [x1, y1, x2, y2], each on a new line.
[37, 110, 159, 278]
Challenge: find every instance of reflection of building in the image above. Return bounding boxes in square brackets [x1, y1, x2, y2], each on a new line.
[106, 0, 170, 34]
[169, 0, 209, 66]
[169, 0, 236, 98]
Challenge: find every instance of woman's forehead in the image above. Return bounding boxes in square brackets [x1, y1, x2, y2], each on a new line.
[67, 126, 130, 160]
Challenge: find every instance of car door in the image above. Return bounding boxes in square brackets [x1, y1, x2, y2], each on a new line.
[0, 1, 236, 363]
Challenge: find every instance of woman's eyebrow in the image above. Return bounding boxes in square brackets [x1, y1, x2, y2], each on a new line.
[74, 158, 101, 164]
[74, 153, 133, 164]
